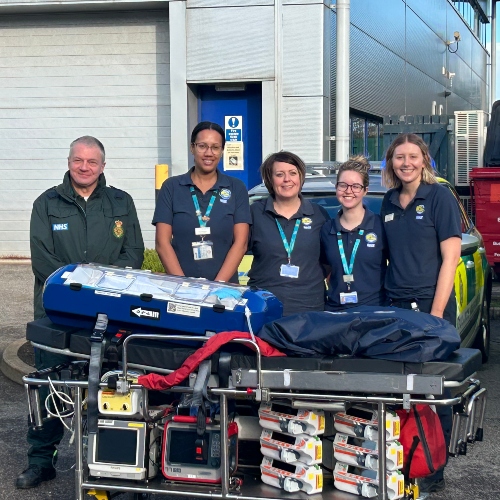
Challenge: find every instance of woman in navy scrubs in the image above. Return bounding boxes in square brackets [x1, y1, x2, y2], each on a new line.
[381, 133, 461, 322]
[381, 133, 462, 494]
[153, 121, 251, 283]
[321, 155, 387, 310]
[248, 151, 329, 316]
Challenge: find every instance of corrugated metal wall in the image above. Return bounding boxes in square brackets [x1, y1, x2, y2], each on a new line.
[0, 9, 169, 256]
[186, 0, 331, 163]
[331, 0, 489, 158]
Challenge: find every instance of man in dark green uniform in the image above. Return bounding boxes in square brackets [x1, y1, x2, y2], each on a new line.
[16, 136, 144, 489]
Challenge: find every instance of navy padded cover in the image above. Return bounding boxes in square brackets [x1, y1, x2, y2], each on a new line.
[258, 306, 461, 362]
[26, 319, 480, 381]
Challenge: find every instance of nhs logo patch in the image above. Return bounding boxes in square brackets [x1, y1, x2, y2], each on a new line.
[52, 223, 68, 231]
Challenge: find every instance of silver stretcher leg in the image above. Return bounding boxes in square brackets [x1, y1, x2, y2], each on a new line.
[449, 382, 487, 456]
[466, 388, 487, 443]
[449, 411, 468, 456]
[378, 401, 387, 500]
[25, 383, 43, 430]
[74, 386, 84, 500]
[475, 388, 487, 442]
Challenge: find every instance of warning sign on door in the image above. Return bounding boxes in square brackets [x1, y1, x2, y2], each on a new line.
[223, 141, 244, 171]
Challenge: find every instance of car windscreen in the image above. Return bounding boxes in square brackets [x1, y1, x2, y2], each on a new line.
[249, 193, 384, 219]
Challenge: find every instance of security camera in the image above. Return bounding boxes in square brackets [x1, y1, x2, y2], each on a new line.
[454, 31, 461, 42]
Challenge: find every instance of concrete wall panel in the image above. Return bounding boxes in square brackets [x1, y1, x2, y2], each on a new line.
[186, 5, 274, 81]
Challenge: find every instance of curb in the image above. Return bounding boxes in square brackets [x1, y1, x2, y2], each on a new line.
[0, 339, 33, 385]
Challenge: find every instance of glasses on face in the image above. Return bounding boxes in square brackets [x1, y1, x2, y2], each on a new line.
[193, 143, 223, 154]
[336, 181, 365, 193]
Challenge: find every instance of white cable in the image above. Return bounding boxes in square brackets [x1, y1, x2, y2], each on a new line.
[45, 377, 74, 432]
[101, 369, 142, 382]
[244, 305, 257, 344]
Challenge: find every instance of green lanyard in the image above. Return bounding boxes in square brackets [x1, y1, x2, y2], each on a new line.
[275, 219, 301, 263]
[190, 186, 217, 227]
[337, 229, 364, 278]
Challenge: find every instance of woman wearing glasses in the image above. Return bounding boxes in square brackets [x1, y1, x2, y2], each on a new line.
[247, 152, 330, 316]
[153, 121, 251, 283]
[320, 156, 387, 311]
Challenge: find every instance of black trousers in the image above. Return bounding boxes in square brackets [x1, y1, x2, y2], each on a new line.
[26, 348, 72, 468]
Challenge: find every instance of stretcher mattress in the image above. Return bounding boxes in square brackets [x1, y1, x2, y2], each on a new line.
[26, 318, 481, 382]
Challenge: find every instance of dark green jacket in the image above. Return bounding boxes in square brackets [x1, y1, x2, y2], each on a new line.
[30, 172, 144, 319]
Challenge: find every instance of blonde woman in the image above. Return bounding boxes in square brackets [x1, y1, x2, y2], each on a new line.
[381, 133, 461, 495]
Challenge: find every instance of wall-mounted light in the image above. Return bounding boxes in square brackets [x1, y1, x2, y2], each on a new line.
[446, 31, 461, 53]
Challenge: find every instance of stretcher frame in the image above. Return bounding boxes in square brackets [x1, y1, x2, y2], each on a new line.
[23, 333, 487, 500]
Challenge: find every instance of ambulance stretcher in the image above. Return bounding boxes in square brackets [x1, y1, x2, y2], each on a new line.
[24, 329, 486, 500]
[22, 264, 487, 500]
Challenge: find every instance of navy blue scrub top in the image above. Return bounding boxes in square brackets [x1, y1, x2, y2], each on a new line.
[248, 196, 329, 316]
[380, 182, 462, 300]
[152, 168, 251, 283]
[321, 207, 388, 310]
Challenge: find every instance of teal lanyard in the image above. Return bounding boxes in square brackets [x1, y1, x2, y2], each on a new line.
[276, 219, 301, 263]
[190, 186, 217, 227]
[337, 229, 364, 276]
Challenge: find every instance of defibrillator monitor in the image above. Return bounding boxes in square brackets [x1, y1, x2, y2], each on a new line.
[162, 419, 238, 484]
[88, 419, 159, 481]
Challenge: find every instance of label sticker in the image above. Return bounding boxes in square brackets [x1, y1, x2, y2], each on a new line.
[167, 302, 201, 317]
[130, 306, 160, 320]
[95, 290, 121, 298]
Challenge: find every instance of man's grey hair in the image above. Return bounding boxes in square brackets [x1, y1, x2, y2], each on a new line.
[69, 136, 106, 163]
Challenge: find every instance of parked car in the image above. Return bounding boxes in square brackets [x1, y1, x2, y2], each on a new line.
[238, 172, 492, 362]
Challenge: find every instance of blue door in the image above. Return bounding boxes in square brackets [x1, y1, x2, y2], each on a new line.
[199, 83, 262, 189]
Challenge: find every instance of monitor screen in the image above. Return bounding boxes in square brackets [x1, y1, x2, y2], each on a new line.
[96, 427, 138, 466]
[168, 429, 209, 466]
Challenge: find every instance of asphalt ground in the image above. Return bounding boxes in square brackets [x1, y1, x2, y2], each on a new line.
[0, 263, 499, 499]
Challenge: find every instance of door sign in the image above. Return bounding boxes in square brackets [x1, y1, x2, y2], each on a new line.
[225, 116, 243, 142]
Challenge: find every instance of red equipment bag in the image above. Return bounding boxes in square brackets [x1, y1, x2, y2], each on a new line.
[396, 404, 447, 478]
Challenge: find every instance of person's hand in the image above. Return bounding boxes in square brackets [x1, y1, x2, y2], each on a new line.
[430, 308, 444, 319]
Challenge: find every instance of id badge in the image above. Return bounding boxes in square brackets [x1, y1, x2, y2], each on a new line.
[192, 240, 213, 260]
[280, 264, 300, 278]
[340, 291, 358, 305]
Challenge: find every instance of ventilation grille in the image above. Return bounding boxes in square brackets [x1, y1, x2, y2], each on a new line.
[459, 195, 474, 222]
[455, 111, 487, 186]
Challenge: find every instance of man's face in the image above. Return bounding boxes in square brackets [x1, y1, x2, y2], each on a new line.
[68, 142, 105, 192]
